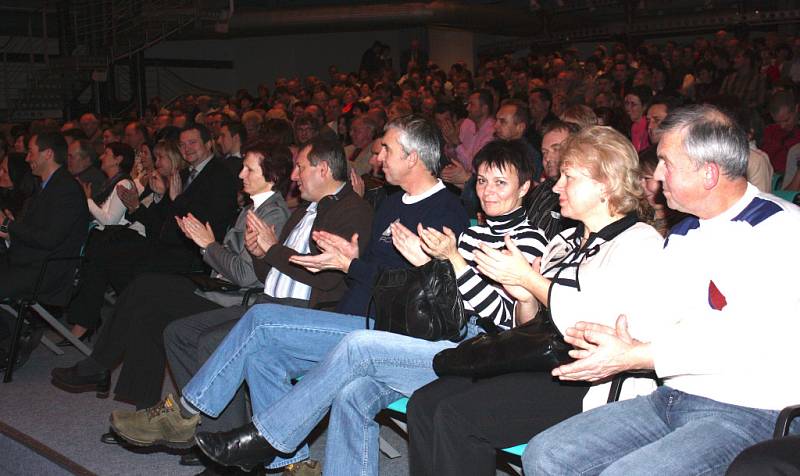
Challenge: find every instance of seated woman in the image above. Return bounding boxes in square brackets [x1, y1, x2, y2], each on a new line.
[638, 146, 685, 237]
[406, 125, 665, 476]
[63, 140, 186, 341]
[0, 152, 36, 222]
[51, 141, 292, 412]
[83, 142, 136, 230]
[110, 139, 548, 475]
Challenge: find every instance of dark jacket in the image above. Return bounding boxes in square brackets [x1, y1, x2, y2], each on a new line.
[7, 166, 91, 301]
[252, 182, 373, 310]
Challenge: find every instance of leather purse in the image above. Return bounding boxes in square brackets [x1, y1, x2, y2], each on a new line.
[370, 259, 466, 342]
[432, 306, 573, 379]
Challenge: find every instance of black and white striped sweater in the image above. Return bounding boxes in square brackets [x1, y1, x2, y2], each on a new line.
[455, 207, 548, 329]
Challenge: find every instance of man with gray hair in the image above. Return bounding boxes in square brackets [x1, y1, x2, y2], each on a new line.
[523, 104, 800, 475]
[66, 139, 105, 195]
[110, 115, 469, 473]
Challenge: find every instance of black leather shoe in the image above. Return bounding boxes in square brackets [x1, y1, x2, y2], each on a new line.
[100, 431, 121, 445]
[56, 330, 94, 347]
[51, 364, 110, 398]
[195, 423, 277, 472]
[180, 449, 206, 467]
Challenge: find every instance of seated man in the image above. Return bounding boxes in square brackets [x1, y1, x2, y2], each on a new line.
[110, 115, 470, 472]
[0, 132, 90, 303]
[50, 142, 295, 410]
[523, 105, 800, 475]
[64, 124, 239, 336]
[108, 136, 373, 471]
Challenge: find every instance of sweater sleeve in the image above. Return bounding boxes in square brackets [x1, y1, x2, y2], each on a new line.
[455, 227, 548, 328]
[87, 180, 132, 225]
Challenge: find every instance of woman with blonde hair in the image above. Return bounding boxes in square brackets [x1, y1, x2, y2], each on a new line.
[407, 126, 665, 476]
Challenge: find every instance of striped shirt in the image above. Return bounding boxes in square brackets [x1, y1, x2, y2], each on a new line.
[262, 202, 317, 300]
[455, 206, 548, 329]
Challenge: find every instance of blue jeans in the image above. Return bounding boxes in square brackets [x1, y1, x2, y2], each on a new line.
[523, 386, 784, 476]
[183, 302, 478, 473]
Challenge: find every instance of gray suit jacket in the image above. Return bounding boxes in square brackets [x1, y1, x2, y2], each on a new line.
[203, 192, 290, 288]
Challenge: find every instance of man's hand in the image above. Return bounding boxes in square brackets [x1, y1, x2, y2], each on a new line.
[117, 183, 140, 213]
[289, 231, 359, 273]
[350, 168, 365, 197]
[441, 159, 470, 188]
[552, 315, 652, 382]
[439, 117, 460, 146]
[81, 182, 92, 199]
[390, 221, 430, 267]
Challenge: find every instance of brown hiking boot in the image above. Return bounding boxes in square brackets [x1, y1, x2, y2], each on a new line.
[282, 460, 322, 476]
[109, 393, 200, 448]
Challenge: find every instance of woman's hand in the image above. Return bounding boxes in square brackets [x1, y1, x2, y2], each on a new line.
[246, 210, 278, 255]
[390, 221, 431, 267]
[473, 235, 535, 286]
[168, 170, 182, 201]
[149, 172, 167, 196]
[117, 183, 140, 212]
[418, 224, 459, 261]
[176, 213, 216, 249]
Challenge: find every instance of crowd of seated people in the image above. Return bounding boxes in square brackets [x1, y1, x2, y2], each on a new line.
[0, 29, 799, 476]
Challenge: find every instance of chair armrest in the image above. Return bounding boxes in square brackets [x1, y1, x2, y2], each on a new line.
[773, 404, 800, 438]
[607, 370, 660, 404]
[241, 287, 264, 307]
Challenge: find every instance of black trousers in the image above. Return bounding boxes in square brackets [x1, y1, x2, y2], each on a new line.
[726, 435, 800, 476]
[68, 230, 202, 330]
[164, 305, 250, 433]
[407, 372, 588, 476]
[91, 272, 221, 409]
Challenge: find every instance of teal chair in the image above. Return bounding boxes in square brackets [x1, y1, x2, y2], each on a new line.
[773, 189, 799, 203]
[772, 174, 784, 192]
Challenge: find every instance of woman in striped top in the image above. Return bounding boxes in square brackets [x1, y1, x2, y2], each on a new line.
[406, 126, 665, 476]
[392, 139, 548, 329]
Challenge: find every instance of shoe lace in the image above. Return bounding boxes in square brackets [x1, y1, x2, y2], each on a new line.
[146, 399, 171, 421]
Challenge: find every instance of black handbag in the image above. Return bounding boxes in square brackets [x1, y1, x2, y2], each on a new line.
[432, 306, 573, 379]
[369, 259, 466, 342]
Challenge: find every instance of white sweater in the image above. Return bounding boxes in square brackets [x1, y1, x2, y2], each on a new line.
[87, 179, 145, 237]
[542, 218, 665, 410]
[652, 184, 800, 410]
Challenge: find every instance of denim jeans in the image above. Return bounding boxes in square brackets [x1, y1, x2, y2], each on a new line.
[182, 302, 479, 473]
[523, 386, 784, 476]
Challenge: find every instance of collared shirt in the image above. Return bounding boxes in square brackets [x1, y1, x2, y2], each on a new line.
[251, 190, 275, 210]
[40, 166, 61, 190]
[456, 117, 496, 171]
[262, 183, 345, 300]
[186, 154, 214, 187]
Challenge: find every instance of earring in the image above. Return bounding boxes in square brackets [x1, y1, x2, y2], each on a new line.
[600, 197, 606, 203]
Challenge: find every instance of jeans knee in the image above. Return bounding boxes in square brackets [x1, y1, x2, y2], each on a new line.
[341, 330, 375, 364]
[522, 432, 561, 474]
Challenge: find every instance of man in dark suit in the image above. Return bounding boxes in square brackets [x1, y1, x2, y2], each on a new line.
[0, 132, 90, 303]
[64, 124, 239, 336]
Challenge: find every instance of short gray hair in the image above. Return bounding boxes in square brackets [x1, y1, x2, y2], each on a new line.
[385, 114, 443, 176]
[657, 104, 748, 179]
[73, 139, 96, 163]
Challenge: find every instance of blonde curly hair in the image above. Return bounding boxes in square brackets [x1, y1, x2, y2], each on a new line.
[559, 125, 644, 216]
